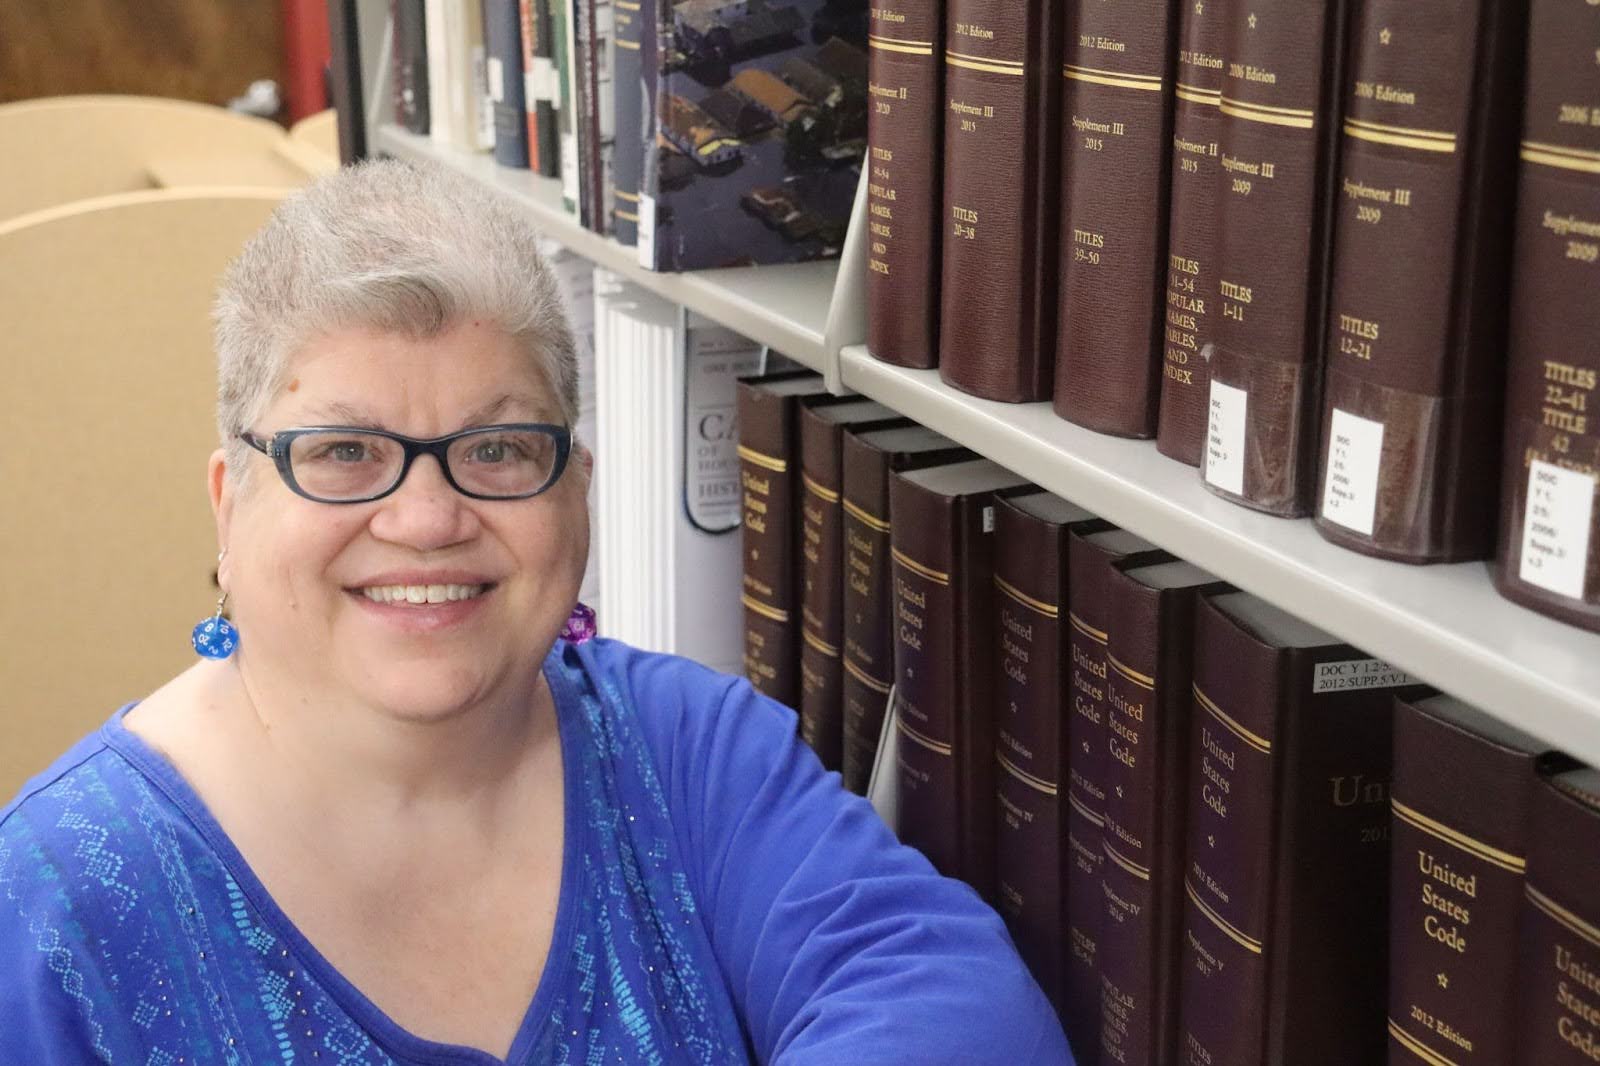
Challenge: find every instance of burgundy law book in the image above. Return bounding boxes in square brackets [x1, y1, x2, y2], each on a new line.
[1099, 559, 1229, 1066]
[1387, 693, 1567, 1066]
[797, 400, 908, 772]
[1177, 591, 1425, 1066]
[865, 0, 945, 369]
[839, 425, 974, 795]
[889, 458, 1030, 895]
[1493, 0, 1600, 633]
[992, 492, 1102, 1014]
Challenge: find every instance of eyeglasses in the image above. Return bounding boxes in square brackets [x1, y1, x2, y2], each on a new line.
[240, 423, 572, 504]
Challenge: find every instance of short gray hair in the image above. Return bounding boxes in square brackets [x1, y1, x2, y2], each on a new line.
[213, 158, 578, 483]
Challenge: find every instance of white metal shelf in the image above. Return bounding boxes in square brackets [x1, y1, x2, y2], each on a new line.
[376, 124, 842, 373]
[839, 344, 1600, 767]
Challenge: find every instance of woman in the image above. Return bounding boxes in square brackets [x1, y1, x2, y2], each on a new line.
[0, 160, 1069, 1064]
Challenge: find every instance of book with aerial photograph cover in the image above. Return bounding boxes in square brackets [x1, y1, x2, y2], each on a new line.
[637, 0, 869, 271]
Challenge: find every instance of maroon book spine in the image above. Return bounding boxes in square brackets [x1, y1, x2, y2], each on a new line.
[866, 0, 946, 369]
[1492, 0, 1600, 632]
[1156, 0, 1228, 466]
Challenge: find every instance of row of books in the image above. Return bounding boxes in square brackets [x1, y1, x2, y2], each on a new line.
[735, 370, 1600, 1066]
[864, 0, 1600, 634]
[392, 0, 871, 271]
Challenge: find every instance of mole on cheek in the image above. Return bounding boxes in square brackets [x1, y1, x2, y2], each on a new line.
[287, 379, 300, 393]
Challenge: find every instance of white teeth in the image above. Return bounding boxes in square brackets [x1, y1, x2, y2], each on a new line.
[360, 583, 485, 605]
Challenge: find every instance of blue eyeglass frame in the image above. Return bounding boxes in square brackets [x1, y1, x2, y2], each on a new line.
[239, 422, 573, 504]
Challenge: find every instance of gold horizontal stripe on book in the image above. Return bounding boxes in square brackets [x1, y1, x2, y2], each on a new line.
[869, 35, 935, 57]
[994, 575, 1059, 618]
[615, 189, 641, 203]
[1390, 798, 1525, 873]
[1067, 789, 1106, 829]
[1103, 840, 1151, 882]
[841, 498, 890, 532]
[897, 716, 954, 756]
[946, 53, 1025, 76]
[1219, 96, 1315, 129]
[802, 628, 840, 658]
[1522, 141, 1600, 176]
[1345, 115, 1456, 145]
[615, 38, 641, 50]
[1192, 684, 1272, 754]
[802, 472, 841, 505]
[614, 209, 640, 222]
[1063, 64, 1163, 92]
[1185, 877, 1264, 955]
[736, 445, 787, 472]
[1107, 653, 1155, 691]
[996, 752, 1058, 796]
[890, 546, 950, 585]
[947, 48, 1022, 68]
[1175, 82, 1222, 106]
[741, 594, 789, 623]
[1387, 1019, 1460, 1066]
[1067, 611, 1108, 646]
[615, 0, 640, 8]
[843, 656, 891, 694]
[1527, 884, 1600, 951]
[1343, 123, 1456, 153]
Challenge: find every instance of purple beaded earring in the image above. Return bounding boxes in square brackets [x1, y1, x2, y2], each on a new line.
[560, 602, 597, 644]
[192, 551, 239, 659]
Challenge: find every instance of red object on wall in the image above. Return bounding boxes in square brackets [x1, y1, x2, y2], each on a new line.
[282, 0, 333, 122]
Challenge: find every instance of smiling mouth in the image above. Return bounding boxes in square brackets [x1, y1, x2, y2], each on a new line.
[358, 584, 490, 605]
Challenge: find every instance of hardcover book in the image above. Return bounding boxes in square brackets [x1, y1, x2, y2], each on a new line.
[936, 0, 1064, 404]
[737, 370, 834, 708]
[638, 0, 870, 270]
[865, 0, 944, 369]
[1515, 766, 1600, 1064]
[1154, 0, 1226, 466]
[393, 0, 431, 135]
[1053, 0, 1179, 432]
[1199, 0, 1353, 516]
[611, 0, 649, 242]
[889, 458, 1030, 894]
[523, 0, 561, 175]
[486, 0, 532, 166]
[1065, 528, 1168, 1065]
[1387, 693, 1566, 1066]
[797, 399, 907, 771]
[839, 424, 973, 794]
[1493, 0, 1600, 632]
[1178, 591, 1423, 1066]
[1099, 559, 1228, 1066]
[1315, 0, 1527, 563]
[992, 492, 1101, 1014]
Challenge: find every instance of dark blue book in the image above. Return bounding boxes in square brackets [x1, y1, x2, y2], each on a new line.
[484, 0, 531, 167]
[610, 0, 649, 242]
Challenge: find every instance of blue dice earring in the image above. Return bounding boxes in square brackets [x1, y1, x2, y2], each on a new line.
[192, 551, 240, 660]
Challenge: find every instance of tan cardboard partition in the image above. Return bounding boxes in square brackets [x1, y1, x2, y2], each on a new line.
[287, 108, 341, 170]
[0, 95, 299, 221]
[0, 187, 285, 796]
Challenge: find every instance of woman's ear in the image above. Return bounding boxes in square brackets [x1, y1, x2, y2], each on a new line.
[208, 449, 234, 581]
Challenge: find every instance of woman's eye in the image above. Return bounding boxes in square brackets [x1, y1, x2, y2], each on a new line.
[330, 442, 368, 462]
[472, 441, 508, 463]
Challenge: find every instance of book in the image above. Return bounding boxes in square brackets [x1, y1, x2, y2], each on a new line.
[1515, 766, 1600, 1064]
[610, 0, 647, 243]
[797, 399, 908, 771]
[1099, 559, 1229, 1066]
[393, 0, 431, 135]
[864, 0, 944, 369]
[889, 458, 1031, 893]
[1178, 591, 1423, 1066]
[935, 0, 1064, 404]
[737, 371, 833, 708]
[638, 0, 869, 271]
[486, 0, 532, 166]
[592, 275, 762, 673]
[522, 0, 562, 175]
[839, 424, 973, 794]
[1314, 0, 1527, 563]
[1154, 0, 1226, 466]
[1199, 0, 1353, 517]
[574, 0, 603, 228]
[426, 0, 492, 151]
[1065, 528, 1167, 1065]
[1387, 692, 1566, 1066]
[559, 0, 582, 211]
[1052, 0, 1179, 433]
[1493, 0, 1600, 632]
[596, 0, 617, 235]
[992, 492, 1100, 1014]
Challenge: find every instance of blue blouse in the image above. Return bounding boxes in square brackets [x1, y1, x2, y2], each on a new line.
[0, 638, 1070, 1064]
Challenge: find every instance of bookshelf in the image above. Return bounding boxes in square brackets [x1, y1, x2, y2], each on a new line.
[344, 6, 1600, 768]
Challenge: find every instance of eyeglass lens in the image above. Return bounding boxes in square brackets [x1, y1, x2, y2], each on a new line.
[286, 428, 561, 500]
